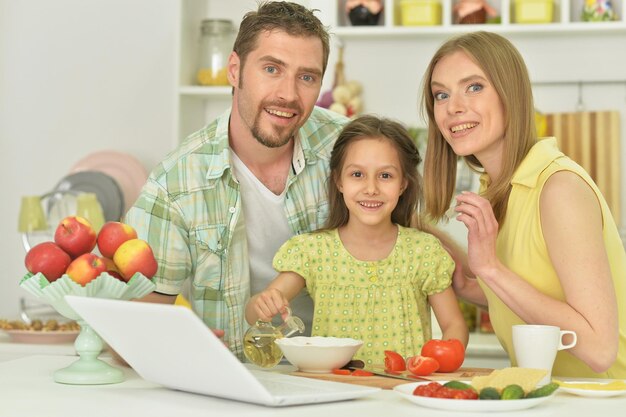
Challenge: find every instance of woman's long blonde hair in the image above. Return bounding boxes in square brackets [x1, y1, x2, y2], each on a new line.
[421, 31, 537, 225]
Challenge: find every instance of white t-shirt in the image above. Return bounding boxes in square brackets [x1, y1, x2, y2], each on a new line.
[230, 151, 313, 334]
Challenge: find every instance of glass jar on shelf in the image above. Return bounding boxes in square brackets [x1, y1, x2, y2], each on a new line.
[196, 19, 236, 87]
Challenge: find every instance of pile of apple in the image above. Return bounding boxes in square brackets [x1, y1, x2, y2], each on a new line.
[24, 216, 157, 286]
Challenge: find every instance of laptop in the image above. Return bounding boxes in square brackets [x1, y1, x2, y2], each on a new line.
[64, 296, 380, 406]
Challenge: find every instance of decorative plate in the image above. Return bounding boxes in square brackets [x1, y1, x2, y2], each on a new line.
[69, 150, 148, 213]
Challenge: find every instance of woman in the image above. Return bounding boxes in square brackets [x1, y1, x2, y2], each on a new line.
[421, 31, 625, 378]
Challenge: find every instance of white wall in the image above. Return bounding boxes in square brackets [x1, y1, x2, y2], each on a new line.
[337, 33, 626, 244]
[0, 0, 177, 318]
[1, 0, 625, 320]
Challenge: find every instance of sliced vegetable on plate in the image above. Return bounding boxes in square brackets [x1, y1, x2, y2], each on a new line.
[394, 381, 558, 412]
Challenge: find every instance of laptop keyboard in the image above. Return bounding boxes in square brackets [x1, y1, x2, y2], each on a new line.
[251, 371, 340, 395]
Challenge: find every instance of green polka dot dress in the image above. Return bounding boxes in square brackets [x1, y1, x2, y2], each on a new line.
[272, 226, 454, 367]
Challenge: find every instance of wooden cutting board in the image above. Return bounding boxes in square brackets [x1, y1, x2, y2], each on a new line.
[290, 367, 493, 390]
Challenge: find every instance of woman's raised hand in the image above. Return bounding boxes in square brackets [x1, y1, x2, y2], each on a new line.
[454, 191, 500, 278]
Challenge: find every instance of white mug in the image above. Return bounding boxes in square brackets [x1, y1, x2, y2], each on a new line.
[512, 324, 577, 386]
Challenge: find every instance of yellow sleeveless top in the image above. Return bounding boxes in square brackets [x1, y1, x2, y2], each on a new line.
[478, 138, 626, 378]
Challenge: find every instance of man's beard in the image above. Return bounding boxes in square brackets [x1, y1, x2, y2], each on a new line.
[238, 72, 303, 149]
[249, 99, 302, 148]
[250, 117, 296, 148]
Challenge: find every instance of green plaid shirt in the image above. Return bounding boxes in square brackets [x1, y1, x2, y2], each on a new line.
[125, 107, 348, 359]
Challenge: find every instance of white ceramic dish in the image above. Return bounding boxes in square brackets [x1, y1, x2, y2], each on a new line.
[393, 381, 556, 412]
[557, 381, 626, 398]
[275, 336, 363, 373]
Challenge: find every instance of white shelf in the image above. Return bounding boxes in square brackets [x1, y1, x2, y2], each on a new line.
[330, 0, 625, 32]
[333, 21, 626, 39]
[174, 0, 626, 144]
[179, 86, 232, 97]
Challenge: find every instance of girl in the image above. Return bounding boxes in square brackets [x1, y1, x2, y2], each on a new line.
[246, 115, 468, 366]
[422, 31, 626, 377]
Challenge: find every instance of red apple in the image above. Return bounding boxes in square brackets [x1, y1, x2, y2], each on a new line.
[102, 257, 124, 281]
[54, 216, 97, 258]
[96, 221, 138, 258]
[113, 239, 158, 281]
[106, 270, 125, 281]
[24, 242, 72, 282]
[66, 253, 106, 286]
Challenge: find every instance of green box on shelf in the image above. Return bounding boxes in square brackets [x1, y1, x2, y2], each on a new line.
[514, 0, 554, 24]
[400, 0, 442, 26]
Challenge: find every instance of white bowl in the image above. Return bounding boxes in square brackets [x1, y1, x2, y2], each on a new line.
[275, 336, 363, 373]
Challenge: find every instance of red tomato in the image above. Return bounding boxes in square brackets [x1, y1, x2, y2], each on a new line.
[413, 382, 443, 397]
[412, 382, 478, 400]
[384, 350, 406, 372]
[331, 368, 351, 375]
[463, 388, 479, 400]
[406, 355, 439, 376]
[351, 369, 374, 377]
[420, 338, 465, 373]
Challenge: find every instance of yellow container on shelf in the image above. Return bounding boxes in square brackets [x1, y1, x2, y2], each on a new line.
[514, 0, 554, 23]
[400, 0, 442, 26]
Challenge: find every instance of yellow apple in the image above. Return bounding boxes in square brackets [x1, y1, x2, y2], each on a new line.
[113, 239, 158, 281]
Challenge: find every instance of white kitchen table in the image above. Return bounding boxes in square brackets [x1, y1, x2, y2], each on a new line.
[0, 354, 624, 417]
[0, 332, 76, 362]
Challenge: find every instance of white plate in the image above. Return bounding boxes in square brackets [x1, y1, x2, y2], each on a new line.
[557, 381, 626, 398]
[393, 381, 556, 412]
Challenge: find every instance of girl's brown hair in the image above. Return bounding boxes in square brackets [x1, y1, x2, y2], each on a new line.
[421, 31, 537, 224]
[325, 114, 424, 230]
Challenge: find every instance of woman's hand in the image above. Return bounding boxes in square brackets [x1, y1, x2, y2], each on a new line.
[454, 191, 501, 278]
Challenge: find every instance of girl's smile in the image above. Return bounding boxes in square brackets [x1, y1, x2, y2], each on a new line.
[337, 137, 407, 229]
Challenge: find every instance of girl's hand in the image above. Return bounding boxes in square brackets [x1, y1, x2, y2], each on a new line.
[454, 191, 500, 278]
[252, 288, 290, 322]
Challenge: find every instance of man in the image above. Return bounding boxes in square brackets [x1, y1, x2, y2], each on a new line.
[125, 1, 348, 360]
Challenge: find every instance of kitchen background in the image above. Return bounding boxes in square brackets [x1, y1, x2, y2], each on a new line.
[1, 0, 625, 323]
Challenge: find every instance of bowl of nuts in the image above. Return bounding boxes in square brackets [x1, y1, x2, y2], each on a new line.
[0, 318, 80, 344]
